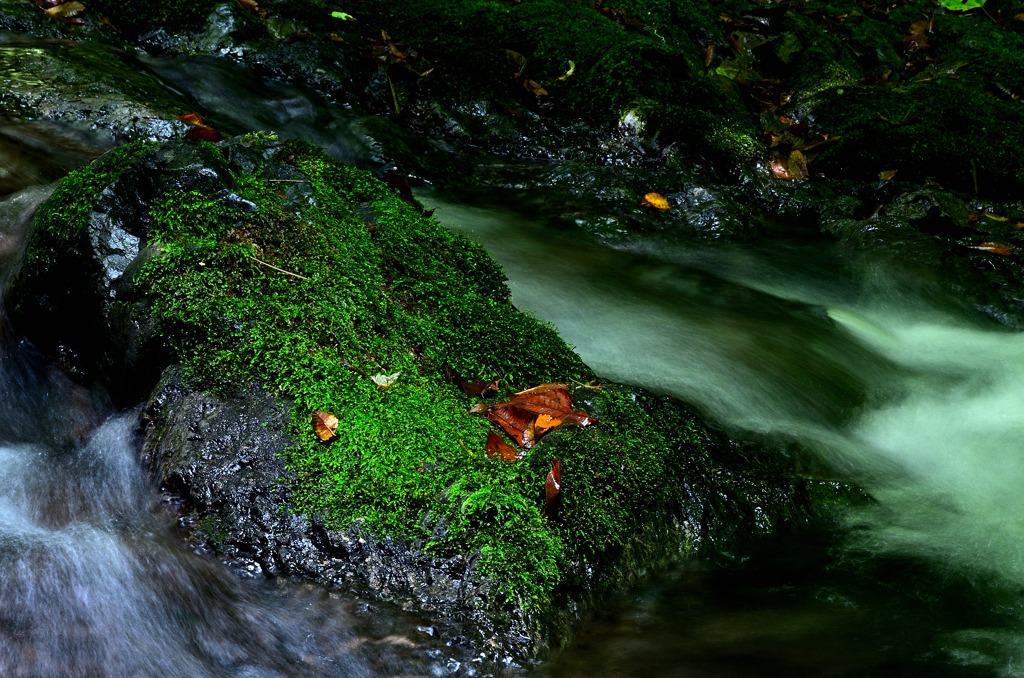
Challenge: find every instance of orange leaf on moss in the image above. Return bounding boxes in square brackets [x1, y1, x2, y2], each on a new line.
[312, 410, 339, 441]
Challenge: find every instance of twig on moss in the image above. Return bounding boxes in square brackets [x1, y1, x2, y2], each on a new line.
[266, 179, 306, 183]
[249, 256, 309, 280]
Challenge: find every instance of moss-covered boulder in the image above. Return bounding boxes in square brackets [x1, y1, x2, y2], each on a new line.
[6, 135, 852, 660]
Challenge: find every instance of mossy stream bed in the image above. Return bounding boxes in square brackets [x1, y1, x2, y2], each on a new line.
[3, 1, 1024, 674]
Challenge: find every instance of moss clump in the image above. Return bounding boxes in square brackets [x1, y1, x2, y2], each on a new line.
[26, 137, 727, 631]
[299, 0, 756, 162]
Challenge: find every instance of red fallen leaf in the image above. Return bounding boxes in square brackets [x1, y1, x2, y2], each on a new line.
[177, 113, 205, 126]
[312, 410, 339, 441]
[510, 387, 573, 418]
[972, 242, 1017, 256]
[486, 431, 522, 462]
[564, 410, 598, 427]
[487, 403, 537, 447]
[545, 459, 561, 517]
[442, 363, 500, 398]
[514, 382, 571, 396]
[185, 127, 225, 143]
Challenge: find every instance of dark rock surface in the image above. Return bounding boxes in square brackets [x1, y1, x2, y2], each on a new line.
[140, 365, 537, 665]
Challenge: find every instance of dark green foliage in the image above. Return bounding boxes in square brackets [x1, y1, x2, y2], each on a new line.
[86, 0, 221, 36]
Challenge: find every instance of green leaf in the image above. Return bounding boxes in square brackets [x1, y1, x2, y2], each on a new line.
[774, 32, 803, 64]
[937, 0, 986, 11]
[330, 11, 355, 20]
[715, 59, 742, 80]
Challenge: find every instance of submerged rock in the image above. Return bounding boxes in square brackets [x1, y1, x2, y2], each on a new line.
[8, 135, 855, 664]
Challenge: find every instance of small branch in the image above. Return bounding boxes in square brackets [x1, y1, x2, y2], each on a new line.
[249, 256, 309, 280]
[266, 179, 306, 183]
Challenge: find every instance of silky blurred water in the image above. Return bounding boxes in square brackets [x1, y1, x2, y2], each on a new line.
[424, 194, 1024, 677]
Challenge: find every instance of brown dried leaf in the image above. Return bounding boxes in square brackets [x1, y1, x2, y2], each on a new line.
[505, 49, 527, 75]
[726, 33, 744, 54]
[312, 410, 339, 441]
[44, 1, 85, 20]
[522, 79, 548, 97]
[703, 43, 716, 68]
[462, 379, 500, 398]
[545, 459, 562, 517]
[486, 431, 522, 462]
[510, 387, 573, 418]
[487, 404, 537, 448]
[514, 383, 571, 396]
[904, 17, 930, 53]
[770, 155, 793, 180]
[972, 242, 1017, 256]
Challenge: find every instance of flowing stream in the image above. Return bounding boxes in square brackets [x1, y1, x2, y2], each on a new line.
[1, 41, 1024, 676]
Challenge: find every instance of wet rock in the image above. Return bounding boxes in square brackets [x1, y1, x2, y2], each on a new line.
[0, 30, 193, 143]
[141, 365, 534, 665]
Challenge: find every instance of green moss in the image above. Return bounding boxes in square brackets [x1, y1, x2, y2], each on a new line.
[319, 0, 755, 160]
[34, 142, 155, 254]
[21, 137, 727, 629]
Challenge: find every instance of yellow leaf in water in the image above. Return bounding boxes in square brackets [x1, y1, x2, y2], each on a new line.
[640, 193, 670, 210]
[879, 170, 898, 181]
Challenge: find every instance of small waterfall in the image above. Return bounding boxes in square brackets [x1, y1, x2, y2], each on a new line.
[0, 187, 376, 678]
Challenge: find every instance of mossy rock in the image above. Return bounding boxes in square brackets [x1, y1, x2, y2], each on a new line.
[8, 135, 855, 659]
